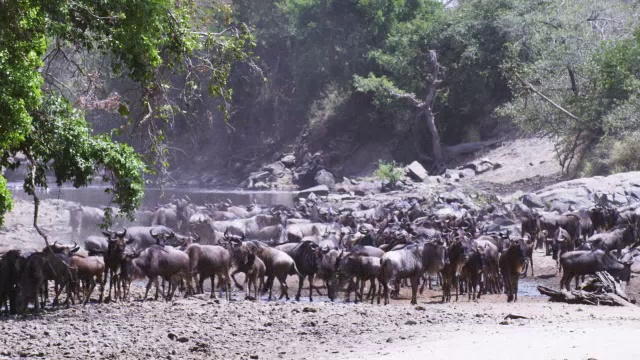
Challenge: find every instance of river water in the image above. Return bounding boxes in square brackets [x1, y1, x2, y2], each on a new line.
[8, 183, 297, 208]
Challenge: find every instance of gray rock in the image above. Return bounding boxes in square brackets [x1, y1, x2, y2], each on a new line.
[405, 161, 428, 182]
[280, 154, 296, 168]
[263, 161, 286, 177]
[512, 202, 531, 217]
[252, 182, 270, 190]
[297, 185, 329, 198]
[522, 193, 545, 209]
[459, 168, 476, 179]
[314, 169, 336, 190]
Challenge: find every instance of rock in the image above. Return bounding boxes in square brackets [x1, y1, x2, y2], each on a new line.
[302, 307, 318, 313]
[252, 182, 270, 190]
[444, 169, 461, 181]
[458, 159, 501, 174]
[512, 202, 531, 217]
[314, 169, 336, 190]
[177, 337, 189, 343]
[405, 320, 417, 325]
[405, 161, 429, 182]
[521, 193, 545, 209]
[263, 161, 286, 177]
[458, 168, 476, 179]
[280, 154, 296, 168]
[250, 355, 259, 359]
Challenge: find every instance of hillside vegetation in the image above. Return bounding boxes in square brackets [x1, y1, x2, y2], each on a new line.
[2, 0, 640, 220]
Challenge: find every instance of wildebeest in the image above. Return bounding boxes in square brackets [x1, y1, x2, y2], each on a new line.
[499, 239, 529, 302]
[337, 254, 383, 304]
[228, 239, 265, 300]
[559, 250, 633, 290]
[102, 229, 133, 302]
[552, 227, 574, 272]
[70, 255, 105, 304]
[278, 240, 320, 301]
[131, 244, 192, 301]
[0, 250, 30, 314]
[588, 225, 637, 258]
[184, 241, 232, 300]
[232, 239, 299, 301]
[69, 205, 104, 235]
[381, 241, 447, 305]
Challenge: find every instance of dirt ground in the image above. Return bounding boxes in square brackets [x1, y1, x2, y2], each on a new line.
[1, 198, 640, 359]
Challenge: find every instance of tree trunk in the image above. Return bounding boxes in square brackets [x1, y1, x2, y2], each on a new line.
[420, 50, 443, 166]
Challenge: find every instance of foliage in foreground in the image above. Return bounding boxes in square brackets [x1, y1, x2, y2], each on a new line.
[0, 0, 253, 226]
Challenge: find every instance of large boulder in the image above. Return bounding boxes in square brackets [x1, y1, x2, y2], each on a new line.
[314, 169, 336, 190]
[280, 154, 296, 168]
[521, 193, 545, 209]
[405, 161, 428, 182]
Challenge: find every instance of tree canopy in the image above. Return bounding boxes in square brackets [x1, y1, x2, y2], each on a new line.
[0, 0, 253, 227]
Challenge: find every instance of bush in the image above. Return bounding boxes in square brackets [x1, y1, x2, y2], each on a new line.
[581, 132, 640, 176]
[375, 160, 405, 184]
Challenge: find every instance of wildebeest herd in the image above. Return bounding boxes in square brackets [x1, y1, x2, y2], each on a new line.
[1, 195, 639, 315]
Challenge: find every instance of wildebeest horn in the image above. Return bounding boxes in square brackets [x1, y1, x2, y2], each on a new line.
[117, 228, 127, 237]
[150, 228, 158, 237]
[224, 228, 229, 239]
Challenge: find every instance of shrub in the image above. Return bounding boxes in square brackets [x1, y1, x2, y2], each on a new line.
[375, 160, 405, 184]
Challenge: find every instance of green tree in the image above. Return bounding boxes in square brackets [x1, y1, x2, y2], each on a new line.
[497, 0, 640, 174]
[0, 0, 253, 234]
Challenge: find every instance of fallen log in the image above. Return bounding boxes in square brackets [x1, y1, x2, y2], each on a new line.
[537, 285, 634, 307]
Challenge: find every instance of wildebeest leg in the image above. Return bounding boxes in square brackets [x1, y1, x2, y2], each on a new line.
[278, 275, 289, 300]
[410, 275, 420, 305]
[230, 269, 244, 290]
[212, 274, 216, 299]
[308, 274, 315, 302]
[266, 274, 274, 301]
[513, 272, 519, 302]
[225, 268, 231, 301]
[295, 274, 305, 301]
[141, 278, 155, 302]
[358, 278, 366, 304]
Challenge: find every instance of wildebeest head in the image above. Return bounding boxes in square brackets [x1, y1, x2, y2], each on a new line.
[149, 228, 178, 246]
[43, 241, 80, 256]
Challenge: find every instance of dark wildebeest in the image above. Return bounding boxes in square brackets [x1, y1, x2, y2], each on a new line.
[559, 250, 633, 290]
[101, 229, 134, 302]
[381, 241, 448, 305]
[279, 241, 320, 301]
[499, 238, 528, 302]
[521, 213, 541, 248]
[315, 247, 342, 301]
[552, 227, 574, 272]
[589, 206, 619, 232]
[588, 225, 637, 259]
[0, 250, 30, 314]
[441, 236, 473, 302]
